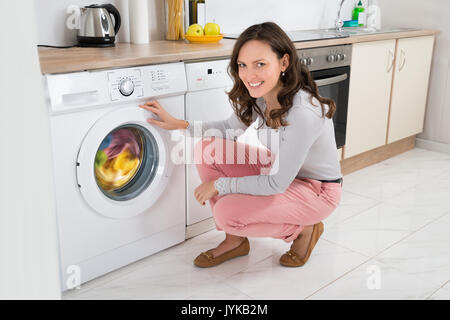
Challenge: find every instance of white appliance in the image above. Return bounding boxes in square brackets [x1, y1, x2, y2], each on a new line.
[44, 62, 187, 290]
[184, 59, 261, 239]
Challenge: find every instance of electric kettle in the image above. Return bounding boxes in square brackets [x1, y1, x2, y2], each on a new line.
[77, 4, 121, 47]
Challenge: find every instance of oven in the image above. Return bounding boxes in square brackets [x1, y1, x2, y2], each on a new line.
[297, 44, 352, 149]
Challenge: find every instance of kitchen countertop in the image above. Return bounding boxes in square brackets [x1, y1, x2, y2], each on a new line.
[38, 28, 439, 74]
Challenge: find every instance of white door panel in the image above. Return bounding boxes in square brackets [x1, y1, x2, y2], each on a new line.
[185, 86, 263, 226]
[185, 87, 234, 225]
[186, 87, 234, 121]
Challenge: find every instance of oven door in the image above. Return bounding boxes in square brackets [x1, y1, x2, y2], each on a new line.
[311, 66, 350, 149]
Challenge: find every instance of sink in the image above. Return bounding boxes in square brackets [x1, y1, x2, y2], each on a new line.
[319, 27, 419, 37]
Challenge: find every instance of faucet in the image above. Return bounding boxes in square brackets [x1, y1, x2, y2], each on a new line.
[335, 0, 346, 31]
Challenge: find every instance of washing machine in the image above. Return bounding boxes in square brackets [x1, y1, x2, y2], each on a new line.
[44, 62, 187, 291]
[184, 59, 262, 239]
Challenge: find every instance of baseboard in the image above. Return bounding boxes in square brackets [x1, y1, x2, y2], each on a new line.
[340, 135, 416, 175]
[185, 217, 216, 239]
[415, 138, 450, 155]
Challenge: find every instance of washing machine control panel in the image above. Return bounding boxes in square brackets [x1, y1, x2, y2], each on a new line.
[107, 63, 187, 101]
[149, 69, 170, 91]
[143, 63, 187, 97]
[107, 69, 144, 101]
[45, 62, 187, 113]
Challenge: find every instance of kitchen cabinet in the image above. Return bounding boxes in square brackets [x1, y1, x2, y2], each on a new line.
[344, 36, 434, 159]
[344, 39, 396, 158]
[387, 36, 435, 143]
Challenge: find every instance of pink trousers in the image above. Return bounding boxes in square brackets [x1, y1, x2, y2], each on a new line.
[194, 137, 342, 243]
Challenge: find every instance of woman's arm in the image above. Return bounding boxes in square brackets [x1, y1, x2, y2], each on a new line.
[140, 100, 253, 138]
[214, 107, 325, 196]
[184, 110, 252, 140]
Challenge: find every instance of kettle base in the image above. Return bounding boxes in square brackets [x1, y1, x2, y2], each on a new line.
[78, 42, 116, 48]
[77, 36, 116, 48]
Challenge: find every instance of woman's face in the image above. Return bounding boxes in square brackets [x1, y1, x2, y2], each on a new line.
[237, 40, 289, 100]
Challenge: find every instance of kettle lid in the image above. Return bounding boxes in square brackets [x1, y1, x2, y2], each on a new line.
[85, 4, 108, 9]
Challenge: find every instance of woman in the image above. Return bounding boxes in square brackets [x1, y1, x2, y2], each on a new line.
[139, 22, 343, 268]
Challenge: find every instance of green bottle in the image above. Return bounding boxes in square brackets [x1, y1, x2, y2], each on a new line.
[352, 0, 365, 27]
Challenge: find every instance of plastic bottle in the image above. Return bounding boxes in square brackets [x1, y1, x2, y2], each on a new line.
[366, 0, 381, 30]
[352, 0, 366, 27]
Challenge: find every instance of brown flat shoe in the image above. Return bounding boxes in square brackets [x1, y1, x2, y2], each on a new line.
[280, 222, 324, 267]
[194, 238, 250, 268]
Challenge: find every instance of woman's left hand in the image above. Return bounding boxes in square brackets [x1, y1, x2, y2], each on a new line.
[194, 180, 219, 205]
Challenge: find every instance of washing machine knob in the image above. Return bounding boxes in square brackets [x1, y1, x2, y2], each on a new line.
[119, 78, 135, 96]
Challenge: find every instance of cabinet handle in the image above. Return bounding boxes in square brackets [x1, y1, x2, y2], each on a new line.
[399, 49, 406, 72]
[387, 49, 394, 72]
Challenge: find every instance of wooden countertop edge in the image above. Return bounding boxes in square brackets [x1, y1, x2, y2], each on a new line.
[38, 29, 439, 74]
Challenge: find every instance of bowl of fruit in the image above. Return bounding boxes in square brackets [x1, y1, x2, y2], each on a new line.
[185, 22, 223, 43]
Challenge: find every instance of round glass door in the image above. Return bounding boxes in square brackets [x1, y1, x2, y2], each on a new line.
[93, 124, 159, 201]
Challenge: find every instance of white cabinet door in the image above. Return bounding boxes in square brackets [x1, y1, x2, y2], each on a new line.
[344, 39, 396, 158]
[387, 36, 435, 143]
[185, 87, 234, 226]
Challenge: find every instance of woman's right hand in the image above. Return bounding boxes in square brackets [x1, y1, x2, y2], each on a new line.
[139, 100, 188, 131]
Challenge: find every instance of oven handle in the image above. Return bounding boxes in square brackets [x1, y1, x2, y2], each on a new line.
[315, 73, 348, 87]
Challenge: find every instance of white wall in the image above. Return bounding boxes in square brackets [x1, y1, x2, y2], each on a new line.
[34, 0, 165, 46]
[205, 0, 360, 34]
[34, 0, 116, 46]
[0, 2, 61, 298]
[380, 0, 450, 146]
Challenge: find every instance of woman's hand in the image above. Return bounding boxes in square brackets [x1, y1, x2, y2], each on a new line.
[194, 180, 219, 206]
[139, 100, 188, 130]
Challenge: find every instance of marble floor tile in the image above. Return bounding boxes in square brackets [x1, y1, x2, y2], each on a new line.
[427, 281, 450, 300]
[322, 191, 380, 228]
[223, 239, 369, 300]
[307, 259, 441, 300]
[64, 262, 220, 300]
[342, 165, 448, 202]
[341, 148, 450, 202]
[373, 211, 450, 288]
[185, 281, 253, 300]
[384, 148, 450, 166]
[383, 169, 450, 214]
[322, 201, 439, 257]
[62, 241, 186, 299]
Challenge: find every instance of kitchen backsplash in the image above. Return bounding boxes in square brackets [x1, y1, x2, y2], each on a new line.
[35, 0, 361, 46]
[205, 0, 360, 35]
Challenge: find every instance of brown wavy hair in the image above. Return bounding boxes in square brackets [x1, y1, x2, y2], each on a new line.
[227, 22, 336, 129]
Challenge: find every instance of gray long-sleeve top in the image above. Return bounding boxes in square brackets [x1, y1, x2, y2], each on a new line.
[185, 89, 342, 196]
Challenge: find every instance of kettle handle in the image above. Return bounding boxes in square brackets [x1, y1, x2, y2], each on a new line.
[103, 4, 121, 35]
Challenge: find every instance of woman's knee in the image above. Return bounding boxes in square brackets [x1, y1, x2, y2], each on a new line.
[212, 197, 245, 231]
[320, 187, 342, 220]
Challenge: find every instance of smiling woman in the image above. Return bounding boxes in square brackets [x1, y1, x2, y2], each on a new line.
[140, 21, 343, 269]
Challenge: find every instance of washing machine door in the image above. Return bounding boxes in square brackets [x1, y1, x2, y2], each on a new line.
[76, 106, 171, 218]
